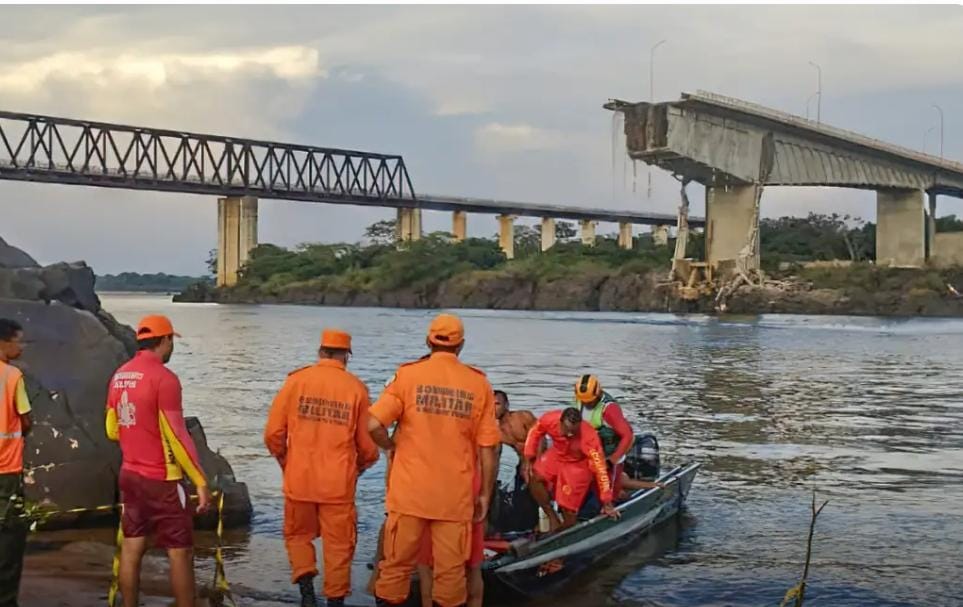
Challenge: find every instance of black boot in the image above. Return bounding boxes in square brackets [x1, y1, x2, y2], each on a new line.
[296, 574, 318, 607]
[326, 598, 345, 607]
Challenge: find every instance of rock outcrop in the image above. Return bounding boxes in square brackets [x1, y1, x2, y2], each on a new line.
[0, 236, 251, 528]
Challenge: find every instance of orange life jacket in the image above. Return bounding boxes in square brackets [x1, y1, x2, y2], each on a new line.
[0, 360, 25, 474]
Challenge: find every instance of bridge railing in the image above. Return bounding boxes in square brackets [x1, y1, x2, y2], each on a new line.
[0, 111, 417, 202]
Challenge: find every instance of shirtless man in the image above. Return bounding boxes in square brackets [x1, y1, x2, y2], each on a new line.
[494, 390, 537, 460]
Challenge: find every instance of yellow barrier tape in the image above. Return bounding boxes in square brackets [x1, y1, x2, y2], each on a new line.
[107, 515, 124, 607]
[210, 491, 238, 607]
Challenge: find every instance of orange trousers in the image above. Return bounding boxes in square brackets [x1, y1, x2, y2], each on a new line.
[375, 511, 470, 607]
[284, 498, 357, 599]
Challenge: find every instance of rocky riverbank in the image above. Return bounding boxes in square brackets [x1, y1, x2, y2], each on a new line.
[0, 236, 252, 528]
[175, 264, 963, 317]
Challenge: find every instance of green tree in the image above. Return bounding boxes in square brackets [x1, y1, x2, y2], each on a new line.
[364, 219, 398, 245]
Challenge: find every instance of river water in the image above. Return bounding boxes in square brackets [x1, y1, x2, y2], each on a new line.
[88, 294, 963, 606]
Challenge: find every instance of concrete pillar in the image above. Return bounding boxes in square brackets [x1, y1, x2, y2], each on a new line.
[652, 225, 670, 247]
[396, 207, 422, 242]
[540, 218, 556, 252]
[216, 195, 258, 287]
[876, 188, 925, 267]
[618, 222, 633, 250]
[498, 214, 515, 259]
[451, 211, 467, 242]
[926, 192, 937, 261]
[580, 219, 597, 247]
[706, 185, 761, 272]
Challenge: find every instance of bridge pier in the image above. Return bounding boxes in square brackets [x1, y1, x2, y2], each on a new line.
[618, 222, 633, 250]
[216, 195, 258, 287]
[876, 189, 925, 267]
[652, 225, 670, 247]
[706, 185, 761, 275]
[397, 208, 422, 242]
[498, 215, 515, 259]
[580, 220, 596, 247]
[540, 218, 556, 252]
[452, 211, 467, 242]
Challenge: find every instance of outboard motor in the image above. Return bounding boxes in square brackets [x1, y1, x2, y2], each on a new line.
[624, 433, 660, 481]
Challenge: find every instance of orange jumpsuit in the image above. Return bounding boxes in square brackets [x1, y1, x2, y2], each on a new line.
[371, 352, 500, 607]
[264, 358, 380, 599]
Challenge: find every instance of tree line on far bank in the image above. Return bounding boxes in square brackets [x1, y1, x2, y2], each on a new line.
[198, 212, 963, 297]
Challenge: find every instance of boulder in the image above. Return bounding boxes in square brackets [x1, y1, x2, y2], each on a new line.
[0, 236, 39, 269]
[0, 239, 251, 528]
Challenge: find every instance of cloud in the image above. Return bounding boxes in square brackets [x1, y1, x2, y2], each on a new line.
[0, 46, 323, 94]
[474, 122, 565, 154]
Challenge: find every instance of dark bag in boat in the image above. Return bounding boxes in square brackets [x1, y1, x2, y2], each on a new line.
[489, 468, 539, 535]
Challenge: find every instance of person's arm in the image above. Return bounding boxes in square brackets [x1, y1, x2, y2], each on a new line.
[603, 404, 634, 464]
[355, 391, 380, 472]
[264, 379, 293, 469]
[157, 375, 207, 488]
[368, 372, 404, 451]
[522, 415, 547, 462]
[157, 374, 211, 513]
[14, 377, 32, 436]
[475, 387, 501, 523]
[582, 425, 618, 518]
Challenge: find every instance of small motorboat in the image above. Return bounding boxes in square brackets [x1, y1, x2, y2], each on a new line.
[481, 434, 699, 600]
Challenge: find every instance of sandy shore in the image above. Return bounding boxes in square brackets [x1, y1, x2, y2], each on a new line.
[21, 531, 217, 607]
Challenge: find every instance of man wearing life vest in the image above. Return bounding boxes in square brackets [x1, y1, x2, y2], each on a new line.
[574, 374, 635, 498]
[264, 329, 380, 607]
[523, 407, 620, 532]
[368, 313, 500, 607]
[0, 319, 32, 607]
[574, 375, 664, 498]
[105, 315, 211, 607]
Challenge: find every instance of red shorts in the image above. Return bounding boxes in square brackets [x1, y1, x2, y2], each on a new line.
[119, 470, 193, 549]
[533, 449, 594, 513]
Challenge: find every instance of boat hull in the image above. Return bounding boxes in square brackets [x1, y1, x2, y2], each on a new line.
[482, 462, 700, 600]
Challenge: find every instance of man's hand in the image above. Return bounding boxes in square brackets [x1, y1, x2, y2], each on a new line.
[474, 493, 491, 524]
[196, 485, 212, 514]
[601, 502, 620, 520]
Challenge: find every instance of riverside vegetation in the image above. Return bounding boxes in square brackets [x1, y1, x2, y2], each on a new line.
[175, 215, 963, 317]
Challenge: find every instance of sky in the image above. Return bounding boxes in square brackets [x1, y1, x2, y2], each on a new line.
[1, 5, 962, 275]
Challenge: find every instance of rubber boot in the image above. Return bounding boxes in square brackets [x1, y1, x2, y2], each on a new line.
[326, 598, 345, 607]
[297, 574, 318, 607]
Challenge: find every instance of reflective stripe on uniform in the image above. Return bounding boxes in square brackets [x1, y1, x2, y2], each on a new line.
[0, 431, 23, 439]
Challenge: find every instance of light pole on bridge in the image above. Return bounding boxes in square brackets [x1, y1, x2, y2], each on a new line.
[932, 104, 944, 161]
[808, 61, 822, 124]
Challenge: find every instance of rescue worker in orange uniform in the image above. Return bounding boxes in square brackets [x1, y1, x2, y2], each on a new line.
[105, 315, 211, 607]
[0, 318, 32, 607]
[265, 329, 380, 607]
[523, 407, 619, 531]
[368, 314, 500, 607]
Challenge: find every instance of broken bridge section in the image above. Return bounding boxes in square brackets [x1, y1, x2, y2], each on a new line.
[606, 91, 963, 274]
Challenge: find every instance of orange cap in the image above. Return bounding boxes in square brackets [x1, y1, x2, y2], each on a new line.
[321, 329, 352, 352]
[135, 315, 180, 341]
[427, 313, 464, 347]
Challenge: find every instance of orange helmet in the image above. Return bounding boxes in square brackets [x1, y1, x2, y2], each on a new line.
[574, 374, 602, 404]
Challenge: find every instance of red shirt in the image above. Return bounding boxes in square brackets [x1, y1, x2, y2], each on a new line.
[524, 410, 613, 503]
[105, 351, 207, 487]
